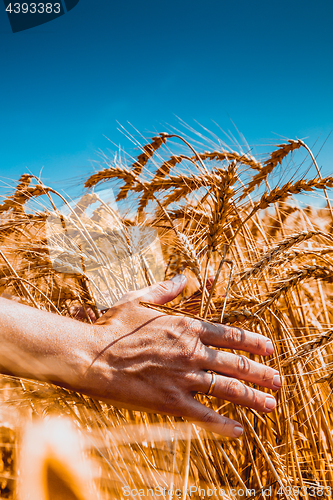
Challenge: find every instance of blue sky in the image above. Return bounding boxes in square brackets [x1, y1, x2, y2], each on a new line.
[1, 0, 333, 193]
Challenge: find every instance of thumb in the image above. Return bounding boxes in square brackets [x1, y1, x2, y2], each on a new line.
[142, 274, 187, 305]
[116, 274, 187, 306]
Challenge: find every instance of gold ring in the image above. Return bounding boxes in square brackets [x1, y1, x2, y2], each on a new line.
[206, 372, 216, 396]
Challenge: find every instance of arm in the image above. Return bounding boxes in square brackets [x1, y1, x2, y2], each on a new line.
[0, 295, 93, 387]
[0, 274, 281, 437]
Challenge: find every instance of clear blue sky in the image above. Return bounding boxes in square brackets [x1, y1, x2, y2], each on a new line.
[1, 0, 333, 191]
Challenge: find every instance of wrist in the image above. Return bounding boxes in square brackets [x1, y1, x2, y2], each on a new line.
[47, 322, 97, 394]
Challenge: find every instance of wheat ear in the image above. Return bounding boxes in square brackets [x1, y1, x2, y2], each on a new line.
[196, 150, 262, 170]
[0, 175, 50, 215]
[282, 329, 333, 367]
[298, 139, 333, 222]
[240, 140, 302, 200]
[237, 230, 333, 281]
[117, 135, 167, 200]
[258, 265, 333, 312]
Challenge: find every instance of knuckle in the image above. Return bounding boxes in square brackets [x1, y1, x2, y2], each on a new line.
[225, 327, 244, 345]
[163, 389, 182, 408]
[195, 343, 207, 363]
[177, 317, 189, 332]
[263, 367, 274, 384]
[224, 379, 244, 399]
[246, 386, 259, 408]
[156, 282, 171, 295]
[149, 283, 171, 302]
[183, 370, 199, 390]
[200, 409, 217, 425]
[173, 318, 206, 364]
[176, 339, 204, 363]
[237, 355, 251, 375]
[185, 318, 203, 337]
[251, 388, 260, 406]
[255, 335, 265, 352]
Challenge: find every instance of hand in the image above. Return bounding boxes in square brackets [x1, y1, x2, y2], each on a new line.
[77, 274, 281, 438]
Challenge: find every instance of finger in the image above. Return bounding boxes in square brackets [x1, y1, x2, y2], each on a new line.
[115, 274, 187, 306]
[181, 396, 244, 438]
[204, 349, 281, 390]
[198, 372, 277, 413]
[199, 323, 274, 356]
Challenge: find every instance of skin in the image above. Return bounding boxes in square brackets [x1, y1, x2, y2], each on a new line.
[0, 274, 281, 438]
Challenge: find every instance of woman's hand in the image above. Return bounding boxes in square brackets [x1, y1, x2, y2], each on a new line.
[78, 274, 281, 438]
[0, 275, 281, 438]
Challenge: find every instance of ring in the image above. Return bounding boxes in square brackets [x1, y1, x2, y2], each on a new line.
[206, 372, 216, 396]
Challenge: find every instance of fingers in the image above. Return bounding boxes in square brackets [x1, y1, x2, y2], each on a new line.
[177, 318, 281, 391]
[181, 396, 244, 438]
[203, 350, 281, 390]
[117, 279, 274, 358]
[199, 322, 274, 356]
[198, 372, 277, 413]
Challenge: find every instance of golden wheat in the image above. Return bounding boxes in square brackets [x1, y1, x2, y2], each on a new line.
[2, 132, 333, 499]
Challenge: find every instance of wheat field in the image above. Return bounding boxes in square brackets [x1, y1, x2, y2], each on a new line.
[1, 128, 333, 499]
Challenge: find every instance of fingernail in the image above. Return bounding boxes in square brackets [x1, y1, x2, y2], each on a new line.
[265, 397, 276, 411]
[233, 425, 243, 438]
[273, 374, 282, 389]
[265, 340, 274, 355]
[170, 274, 186, 284]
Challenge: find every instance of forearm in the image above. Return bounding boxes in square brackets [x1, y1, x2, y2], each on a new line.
[0, 297, 93, 388]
